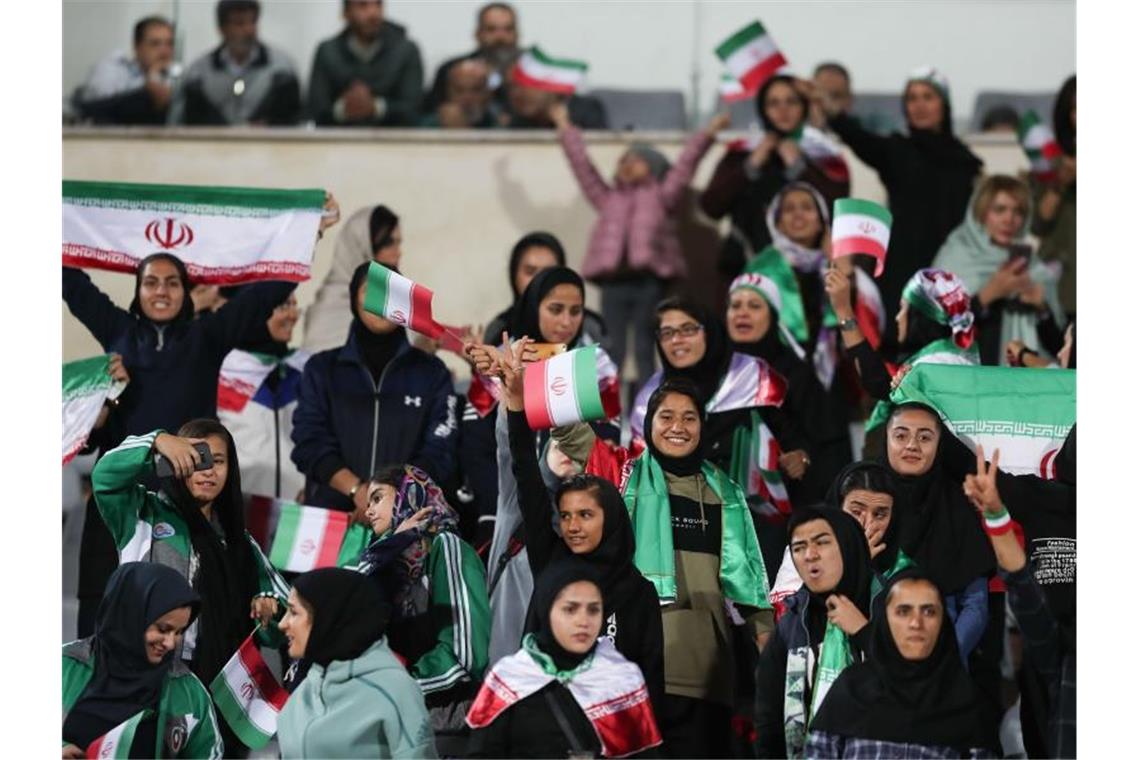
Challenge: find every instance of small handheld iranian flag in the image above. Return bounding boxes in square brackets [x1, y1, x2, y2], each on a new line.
[63, 181, 325, 284]
[524, 346, 609, 430]
[210, 632, 288, 749]
[512, 47, 588, 94]
[1018, 111, 1063, 182]
[832, 198, 893, 277]
[715, 20, 787, 92]
[269, 503, 353, 572]
[63, 355, 126, 465]
[85, 709, 150, 759]
[890, 363, 1075, 477]
[363, 261, 444, 339]
[718, 73, 755, 103]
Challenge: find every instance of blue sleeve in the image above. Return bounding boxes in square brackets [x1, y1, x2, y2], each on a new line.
[407, 367, 458, 485]
[201, 281, 297, 358]
[290, 354, 343, 482]
[62, 266, 133, 349]
[951, 576, 990, 663]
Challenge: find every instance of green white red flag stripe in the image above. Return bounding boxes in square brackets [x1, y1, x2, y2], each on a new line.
[748, 417, 791, 517]
[890, 364, 1075, 477]
[631, 353, 787, 440]
[85, 709, 150, 758]
[217, 350, 278, 413]
[467, 342, 620, 419]
[245, 494, 286, 552]
[62, 181, 324, 284]
[719, 73, 755, 103]
[63, 354, 126, 465]
[512, 47, 588, 94]
[209, 632, 288, 749]
[363, 261, 443, 339]
[831, 198, 892, 277]
[524, 346, 608, 429]
[1018, 111, 1062, 180]
[715, 20, 787, 92]
[269, 503, 351, 572]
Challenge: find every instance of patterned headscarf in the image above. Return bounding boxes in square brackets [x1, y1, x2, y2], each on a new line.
[362, 465, 460, 618]
[906, 65, 950, 101]
[900, 268, 976, 350]
[728, 272, 806, 358]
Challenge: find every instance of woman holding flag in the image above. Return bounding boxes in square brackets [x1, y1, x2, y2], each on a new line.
[63, 562, 222, 759]
[752, 507, 873, 759]
[291, 260, 459, 517]
[529, 376, 772, 758]
[90, 418, 289, 755]
[700, 74, 851, 280]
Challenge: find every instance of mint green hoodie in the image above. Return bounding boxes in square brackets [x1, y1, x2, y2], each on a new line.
[277, 638, 438, 759]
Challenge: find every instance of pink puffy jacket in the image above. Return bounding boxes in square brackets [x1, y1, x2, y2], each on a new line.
[558, 125, 714, 282]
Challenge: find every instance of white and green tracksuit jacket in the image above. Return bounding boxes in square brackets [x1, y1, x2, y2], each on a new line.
[348, 531, 491, 699]
[63, 638, 224, 758]
[91, 430, 290, 656]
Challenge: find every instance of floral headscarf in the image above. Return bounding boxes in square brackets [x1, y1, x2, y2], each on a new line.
[900, 268, 976, 349]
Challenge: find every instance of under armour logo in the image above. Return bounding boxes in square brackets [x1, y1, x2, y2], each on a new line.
[405, 395, 422, 407]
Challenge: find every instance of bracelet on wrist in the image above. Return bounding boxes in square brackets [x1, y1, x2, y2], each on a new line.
[981, 507, 1014, 536]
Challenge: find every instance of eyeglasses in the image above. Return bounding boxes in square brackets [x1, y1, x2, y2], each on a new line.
[656, 323, 703, 342]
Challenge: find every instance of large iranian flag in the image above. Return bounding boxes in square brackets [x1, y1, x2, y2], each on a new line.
[63, 355, 126, 465]
[363, 261, 444, 339]
[63, 181, 325, 284]
[524, 346, 610, 429]
[210, 633, 288, 749]
[832, 198, 892, 277]
[85, 709, 150, 759]
[715, 21, 787, 92]
[512, 47, 588, 94]
[891, 364, 1075, 477]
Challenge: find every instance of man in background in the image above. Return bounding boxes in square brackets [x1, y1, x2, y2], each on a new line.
[422, 59, 499, 128]
[309, 0, 424, 126]
[71, 16, 178, 125]
[169, 0, 302, 125]
[424, 2, 519, 113]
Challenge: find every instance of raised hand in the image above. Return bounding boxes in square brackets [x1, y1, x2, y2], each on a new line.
[963, 445, 1003, 514]
[153, 433, 202, 479]
[826, 593, 868, 635]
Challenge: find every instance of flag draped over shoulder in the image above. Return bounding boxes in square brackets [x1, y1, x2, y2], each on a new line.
[890, 364, 1075, 477]
[62, 181, 325, 284]
[209, 633, 288, 749]
[63, 354, 126, 465]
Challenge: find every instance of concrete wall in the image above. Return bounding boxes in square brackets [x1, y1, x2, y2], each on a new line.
[62, 127, 1030, 378]
[62, 0, 1075, 124]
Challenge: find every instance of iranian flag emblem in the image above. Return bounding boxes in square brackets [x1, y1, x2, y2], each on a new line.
[715, 20, 787, 92]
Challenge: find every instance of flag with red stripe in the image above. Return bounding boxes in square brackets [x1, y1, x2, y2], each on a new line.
[832, 198, 892, 277]
[268, 503, 351, 572]
[85, 710, 150, 759]
[209, 632, 288, 749]
[363, 261, 443, 339]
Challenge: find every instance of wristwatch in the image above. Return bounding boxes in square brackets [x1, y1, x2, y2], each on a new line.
[838, 317, 859, 332]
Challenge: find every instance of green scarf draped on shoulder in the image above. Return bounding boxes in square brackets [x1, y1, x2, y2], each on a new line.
[622, 453, 771, 610]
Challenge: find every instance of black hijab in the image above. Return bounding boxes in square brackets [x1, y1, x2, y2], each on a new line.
[369, 205, 400, 254]
[129, 252, 195, 325]
[159, 418, 258, 685]
[1052, 75, 1076, 158]
[63, 563, 200, 749]
[293, 567, 389, 668]
[643, 377, 706, 477]
[787, 507, 873, 627]
[530, 559, 603, 672]
[525, 475, 641, 635]
[219, 284, 293, 358]
[349, 261, 407, 381]
[508, 266, 586, 346]
[754, 74, 809, 138]
[876, 404, 995, 595]
[654, 298, 733, 410]
[825, 461, 901, 576]
[508, 232, 567, 300]
[810, 570, 990, 751]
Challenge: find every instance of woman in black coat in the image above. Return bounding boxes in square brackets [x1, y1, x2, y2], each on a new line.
[813, 66, 982, 318]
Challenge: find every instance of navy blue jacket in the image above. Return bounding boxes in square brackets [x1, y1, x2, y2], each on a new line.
[291, 329, 458, 511]
[62, 266, 295, 445]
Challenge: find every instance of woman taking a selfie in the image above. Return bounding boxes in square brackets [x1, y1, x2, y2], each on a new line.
[91, 418, 288, 755]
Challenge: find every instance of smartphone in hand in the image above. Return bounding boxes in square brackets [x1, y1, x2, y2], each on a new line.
[154, 441, 214, 478]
